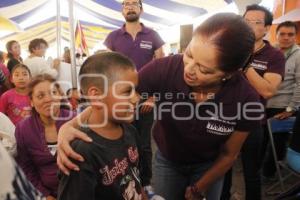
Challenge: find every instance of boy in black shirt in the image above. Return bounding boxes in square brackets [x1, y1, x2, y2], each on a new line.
[58, 52, 146, 200]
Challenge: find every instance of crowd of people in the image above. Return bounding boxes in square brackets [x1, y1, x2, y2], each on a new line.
[0, 1, 299, 200]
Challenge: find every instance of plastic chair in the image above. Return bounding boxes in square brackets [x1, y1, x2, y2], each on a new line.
[266, 117, 299, 195]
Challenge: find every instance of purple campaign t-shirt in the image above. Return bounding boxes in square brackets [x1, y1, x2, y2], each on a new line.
[249, 40, 285, 104]
[104, 24, 164, 71]
[137, 54, 263, 164]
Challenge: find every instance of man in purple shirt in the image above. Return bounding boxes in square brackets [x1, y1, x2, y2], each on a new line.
[104, 0, 165, 71]
[221, 4, 285, 200]
[104, 0, 165, 191]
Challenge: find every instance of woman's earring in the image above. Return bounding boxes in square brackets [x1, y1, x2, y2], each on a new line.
[222, 78, 227, 82]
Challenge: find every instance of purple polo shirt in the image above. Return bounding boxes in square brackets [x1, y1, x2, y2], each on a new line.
[104, 23, 164, 71]
[249, 40, 285, 104]
[137, 54, 263, 164]
[15, 109, 75, 197]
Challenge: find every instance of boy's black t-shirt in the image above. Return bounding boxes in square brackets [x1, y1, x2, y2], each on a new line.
[58, 124, 143, 200]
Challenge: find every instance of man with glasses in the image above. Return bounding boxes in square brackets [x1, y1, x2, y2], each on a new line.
[104, 0, 164, 71]
[263, 21, 300, 180]
[104, 0, 165, 197]
[221, 4, 285, 200]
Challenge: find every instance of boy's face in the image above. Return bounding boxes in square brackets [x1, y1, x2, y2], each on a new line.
[106, 69, 139, 124]
[88, 68, 140, 125]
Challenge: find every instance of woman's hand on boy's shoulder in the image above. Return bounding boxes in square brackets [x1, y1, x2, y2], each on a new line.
[57, 122, 92, 175]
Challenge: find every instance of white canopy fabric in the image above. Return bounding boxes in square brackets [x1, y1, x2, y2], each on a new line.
[273, 8, 300, 24]
[0, 0, 233, 50]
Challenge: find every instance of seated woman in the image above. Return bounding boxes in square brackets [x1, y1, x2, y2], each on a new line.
[287, 111, 300, 173]
[15, 74, 75, 200]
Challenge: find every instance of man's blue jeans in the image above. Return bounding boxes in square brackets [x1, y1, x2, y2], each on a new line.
[153, 151, 224, 200]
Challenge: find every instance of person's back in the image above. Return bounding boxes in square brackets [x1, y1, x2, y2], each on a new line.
[58, 52, 145, 200]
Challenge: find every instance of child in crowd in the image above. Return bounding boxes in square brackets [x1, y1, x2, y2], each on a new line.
[0, 64, 31, 124]
[66, 88, 80, 111]
[58, 52, 147, 200]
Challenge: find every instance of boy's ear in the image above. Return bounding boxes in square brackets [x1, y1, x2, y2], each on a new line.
[87, 86, 104, 102]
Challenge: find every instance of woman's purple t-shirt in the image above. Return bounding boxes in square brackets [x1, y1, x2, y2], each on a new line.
[137, 54, 262, 164]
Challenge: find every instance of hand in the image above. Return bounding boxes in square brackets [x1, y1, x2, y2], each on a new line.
[57, 123, 92, 175]
[185, 186, 205, 200]
[46, 196, 56, 200]
[140, 97, 155, 114]
[53, 58, 61, 70]
[273, 111, 294, 120]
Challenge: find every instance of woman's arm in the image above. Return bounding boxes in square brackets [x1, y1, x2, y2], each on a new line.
[185, 130, 249, 198]
[57, 106, 93, 174]
[15, 125, 51, 196]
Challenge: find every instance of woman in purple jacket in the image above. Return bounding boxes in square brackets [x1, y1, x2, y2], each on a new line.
[15, 74, 75, 200]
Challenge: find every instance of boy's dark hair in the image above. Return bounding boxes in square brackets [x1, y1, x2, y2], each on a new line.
[244, 4, 273, 26]
[276, 21, 298, 33]
[79, 52, 135, 95]
[11, 64, 32, 77]
[28, 38, 48, 53]
[194, 13, 255, 73]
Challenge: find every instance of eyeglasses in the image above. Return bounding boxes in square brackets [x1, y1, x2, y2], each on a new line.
[245, 19, 265, 26]
[278, 32, 296, 37]
[122, 2, 141, 8]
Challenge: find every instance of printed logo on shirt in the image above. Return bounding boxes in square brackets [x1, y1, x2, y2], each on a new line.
[250, 59, 268, 71]
[206, 117, 236, 136]
[140, 40, 153, 50]
[99, 158, 129, 185]
[128, 147, 139, 163]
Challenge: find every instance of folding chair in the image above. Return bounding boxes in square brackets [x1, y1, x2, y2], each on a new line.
[266, 117, 298, 195]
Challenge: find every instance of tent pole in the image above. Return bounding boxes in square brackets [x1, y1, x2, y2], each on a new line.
[68, 0, 77, 88]
[282, 0, 286, 15]
[56, 0, 62, 59]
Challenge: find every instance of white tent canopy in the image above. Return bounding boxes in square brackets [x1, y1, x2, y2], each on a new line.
[273, 8, 300, 24]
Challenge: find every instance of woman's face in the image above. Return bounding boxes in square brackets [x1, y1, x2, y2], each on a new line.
[31, 81, 61, 118]
[9, 42, 21, 57]
[183, 35, 226, 88]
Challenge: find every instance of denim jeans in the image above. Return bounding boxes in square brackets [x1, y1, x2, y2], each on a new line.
[153, 151, 224, 200]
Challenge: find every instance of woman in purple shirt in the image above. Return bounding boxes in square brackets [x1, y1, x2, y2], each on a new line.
[55, 13, 262, 200]
[15, 74, 75, 200]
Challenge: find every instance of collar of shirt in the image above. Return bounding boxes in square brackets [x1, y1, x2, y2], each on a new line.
[121, 23, 150, 35]
[254, 40, 270, 56]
